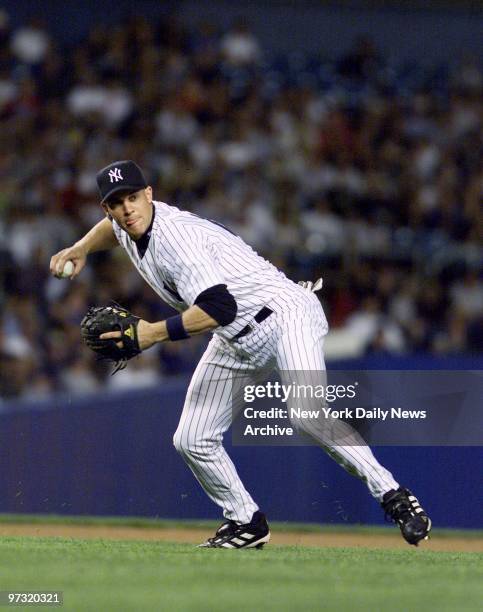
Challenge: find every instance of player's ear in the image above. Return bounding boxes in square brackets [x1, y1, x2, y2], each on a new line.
[145, 186, 153, 203]
[101, 202, 113, 221]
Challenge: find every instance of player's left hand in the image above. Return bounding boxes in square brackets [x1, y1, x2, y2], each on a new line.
[81, 303, 143, 374]
[100, 319, 155, 351]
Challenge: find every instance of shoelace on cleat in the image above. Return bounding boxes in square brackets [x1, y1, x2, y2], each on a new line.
[207, 520, 238, 544]
[384, 498, 413, 525]
[384, 493, 424, 525]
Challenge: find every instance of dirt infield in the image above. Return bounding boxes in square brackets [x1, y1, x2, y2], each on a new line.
[1, 523, 482, 552]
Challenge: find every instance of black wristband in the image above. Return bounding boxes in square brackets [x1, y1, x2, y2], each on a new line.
[166, 314, 190, 341]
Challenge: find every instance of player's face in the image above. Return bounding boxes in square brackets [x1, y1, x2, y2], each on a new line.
[103, 187, 153, 239]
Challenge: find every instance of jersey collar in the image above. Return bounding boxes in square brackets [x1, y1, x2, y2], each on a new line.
[134, 203, 155, 259]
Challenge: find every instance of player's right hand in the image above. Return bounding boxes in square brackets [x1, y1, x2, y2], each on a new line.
[50, 244, 87, 279]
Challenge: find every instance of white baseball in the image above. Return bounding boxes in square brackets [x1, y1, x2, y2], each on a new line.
[59, 260, 75, 278]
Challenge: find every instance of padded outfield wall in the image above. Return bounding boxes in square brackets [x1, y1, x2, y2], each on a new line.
[1, 355, 481, 529]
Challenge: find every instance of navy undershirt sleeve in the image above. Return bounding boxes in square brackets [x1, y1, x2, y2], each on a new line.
[194, 284, 237, 327]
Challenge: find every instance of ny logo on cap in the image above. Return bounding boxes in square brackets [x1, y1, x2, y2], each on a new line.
[108, 168, 123, 183]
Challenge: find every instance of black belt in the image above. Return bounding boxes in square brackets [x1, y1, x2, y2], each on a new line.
[231, 307, 274, 341]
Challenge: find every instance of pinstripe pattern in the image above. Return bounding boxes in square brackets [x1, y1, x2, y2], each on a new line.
[113, 201, 399, 524]
[113, 201, 299, 339]
[274, 293, 399, 500]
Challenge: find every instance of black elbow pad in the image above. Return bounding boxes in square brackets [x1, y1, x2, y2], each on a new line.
[194, 284, 237, 326]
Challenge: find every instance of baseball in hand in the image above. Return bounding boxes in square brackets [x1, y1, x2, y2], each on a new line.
[59, 260, 75, 278]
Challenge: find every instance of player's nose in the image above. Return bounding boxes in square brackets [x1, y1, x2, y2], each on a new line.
[121, 199, 134, 215]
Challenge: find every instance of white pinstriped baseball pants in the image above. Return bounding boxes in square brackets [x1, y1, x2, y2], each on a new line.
[173, 286, 399, 524]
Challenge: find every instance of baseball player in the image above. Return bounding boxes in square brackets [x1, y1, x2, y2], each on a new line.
[50, 160, 432, 548]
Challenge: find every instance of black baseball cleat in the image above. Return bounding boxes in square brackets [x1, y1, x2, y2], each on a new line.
[198, 511, 271, 549]
[382, 487, 432, 546]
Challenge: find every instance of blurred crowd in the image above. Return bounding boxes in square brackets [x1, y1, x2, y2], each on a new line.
[0, 11, 481, 400]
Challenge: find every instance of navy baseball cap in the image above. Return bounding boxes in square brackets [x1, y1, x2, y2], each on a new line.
[96, 160, 148, 203]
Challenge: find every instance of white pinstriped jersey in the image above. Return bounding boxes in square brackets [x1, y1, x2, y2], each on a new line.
[112, 200, 297, 340]
[112, 199, 400, 525]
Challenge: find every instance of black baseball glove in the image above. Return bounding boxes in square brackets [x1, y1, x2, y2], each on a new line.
[81, 303, 141, 373]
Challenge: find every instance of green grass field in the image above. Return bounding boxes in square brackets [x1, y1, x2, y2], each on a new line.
[0, 536, 481, 612]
